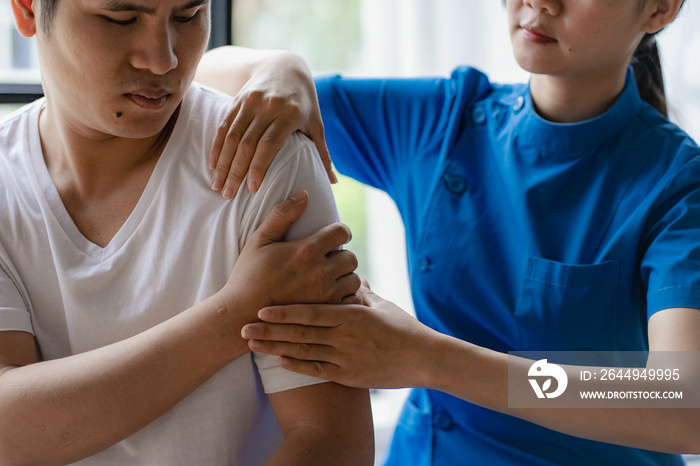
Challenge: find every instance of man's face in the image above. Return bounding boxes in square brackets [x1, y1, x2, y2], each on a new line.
[36, 0, 211, 139]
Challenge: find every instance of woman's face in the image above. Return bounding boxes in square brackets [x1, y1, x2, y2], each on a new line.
[506, 0, 651, 79]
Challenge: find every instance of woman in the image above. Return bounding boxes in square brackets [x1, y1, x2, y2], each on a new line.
[198, 0, 699, 464]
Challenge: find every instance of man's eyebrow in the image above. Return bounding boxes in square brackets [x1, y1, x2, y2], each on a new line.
[102, 0, 210, 14]
[176, 0, 210, 11]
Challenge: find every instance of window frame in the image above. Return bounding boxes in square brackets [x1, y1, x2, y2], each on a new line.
[0, 0, 233, 105]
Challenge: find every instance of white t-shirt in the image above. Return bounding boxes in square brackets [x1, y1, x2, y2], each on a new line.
[0, 83, 335, 465]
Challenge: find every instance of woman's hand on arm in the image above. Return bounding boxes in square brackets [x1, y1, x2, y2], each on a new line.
[242, 285, 700, 455]
[241, 282, 441, 389]
[195, 46, 335, 199]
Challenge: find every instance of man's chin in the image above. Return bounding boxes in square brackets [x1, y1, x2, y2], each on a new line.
[108, 110, 180, 141]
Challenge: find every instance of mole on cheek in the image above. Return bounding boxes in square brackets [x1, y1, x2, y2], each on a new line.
[114, 112, 123, 118]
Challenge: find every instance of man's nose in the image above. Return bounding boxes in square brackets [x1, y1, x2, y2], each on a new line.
[129, 23, 179, 75]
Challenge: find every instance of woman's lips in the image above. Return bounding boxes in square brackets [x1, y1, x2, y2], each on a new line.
[521, 27, 557, 44]
[126, 93, 170, 110]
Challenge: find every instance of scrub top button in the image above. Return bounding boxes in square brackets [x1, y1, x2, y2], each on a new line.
[418, 256, 431, 273]
[443, 174, 468, 194]
[434, 412, 453, 430]
[472, 107, 487, 125]
[513, 95, 525, 111]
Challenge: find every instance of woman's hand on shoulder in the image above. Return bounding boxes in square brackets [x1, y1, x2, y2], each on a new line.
[197, 47, 336, 199]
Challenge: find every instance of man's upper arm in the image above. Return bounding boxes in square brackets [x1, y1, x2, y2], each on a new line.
[268, 382, 374, 465]
[236, 133, 344, 392]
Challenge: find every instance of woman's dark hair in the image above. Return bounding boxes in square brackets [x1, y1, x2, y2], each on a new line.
[632, 34, 667, 117]
[632, 0, 685, 118]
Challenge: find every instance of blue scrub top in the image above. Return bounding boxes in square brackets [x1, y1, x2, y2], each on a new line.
[316, 67, 700, 465]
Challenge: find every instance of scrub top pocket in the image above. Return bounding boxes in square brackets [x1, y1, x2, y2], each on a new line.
[515, 257, 620, 351]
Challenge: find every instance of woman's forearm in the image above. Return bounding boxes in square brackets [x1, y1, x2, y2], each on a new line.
[423, 334, 700, 455]
[195, 46, 307, 98]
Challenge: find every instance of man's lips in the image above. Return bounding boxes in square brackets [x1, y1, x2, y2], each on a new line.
[125, 92, 170, 110]
[521, 26, 557, 44]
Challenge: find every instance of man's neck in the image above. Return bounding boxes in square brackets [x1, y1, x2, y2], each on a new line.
[38, 105, 177, 198]
[529, 67, 628, 124]
[37, 104, 178, 247]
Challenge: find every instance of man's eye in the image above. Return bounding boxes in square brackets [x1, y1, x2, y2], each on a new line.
[174, 13, 198, 23]
[102, 16, 137, 25]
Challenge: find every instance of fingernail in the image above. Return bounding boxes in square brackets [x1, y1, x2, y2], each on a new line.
[291, 190, 307, 203]
[247, 178, 259, 193]
[330, 170, 339, 184]
[258, 308, 273, 320]
[211, 176, 223, 191]
[222, 185, 234, 199]
[208, 155, 216, 171]
[241, 326, 255, 339]
[249, 340, 262, 350]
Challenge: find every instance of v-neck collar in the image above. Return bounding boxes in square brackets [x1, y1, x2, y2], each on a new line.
[27, 88, 194, 263]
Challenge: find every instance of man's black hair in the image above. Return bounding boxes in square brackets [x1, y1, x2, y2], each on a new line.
[40, 0, 59, 33]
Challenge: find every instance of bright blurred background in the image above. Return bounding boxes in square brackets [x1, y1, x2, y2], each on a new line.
[2, 1, 700, 464]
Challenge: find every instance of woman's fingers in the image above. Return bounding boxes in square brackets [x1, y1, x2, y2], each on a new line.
[278, 357, 341, 381]
[246, 117, 301, 194]
[221, 117, 270, 198]
[256, 304, 349, 327]
[212, 104, 254, 194]
[209, 104, 240, 174]
[305, 114, 337, 184]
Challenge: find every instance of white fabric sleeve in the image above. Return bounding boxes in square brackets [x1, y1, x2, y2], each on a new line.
[236, 132, 338, 394]
[0, 259, 33, 334]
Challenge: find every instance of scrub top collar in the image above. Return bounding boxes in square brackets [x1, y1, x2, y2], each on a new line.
[511, 67, 643, 155]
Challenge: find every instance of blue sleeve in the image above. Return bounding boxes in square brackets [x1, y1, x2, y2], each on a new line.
[315, 67, 491, 197]
[641, 151, 700, 317]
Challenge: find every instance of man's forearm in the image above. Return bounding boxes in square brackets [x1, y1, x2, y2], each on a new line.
[0, 294, 248, 465]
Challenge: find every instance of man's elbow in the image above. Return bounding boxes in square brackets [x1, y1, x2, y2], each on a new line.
[295, 423, 375, 466]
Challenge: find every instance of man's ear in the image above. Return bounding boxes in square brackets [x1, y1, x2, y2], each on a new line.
[643, 0, 683, 34]
[11, 0, 38, 38]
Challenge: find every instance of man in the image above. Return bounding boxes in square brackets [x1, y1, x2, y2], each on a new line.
[0, 0, 373, 464]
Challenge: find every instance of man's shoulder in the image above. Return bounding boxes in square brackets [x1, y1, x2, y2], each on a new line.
[0, 99, 42, 145]
[265, 131, 319, 183]
[184, 82, 235, 125]
[0, 100, 43, 191]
